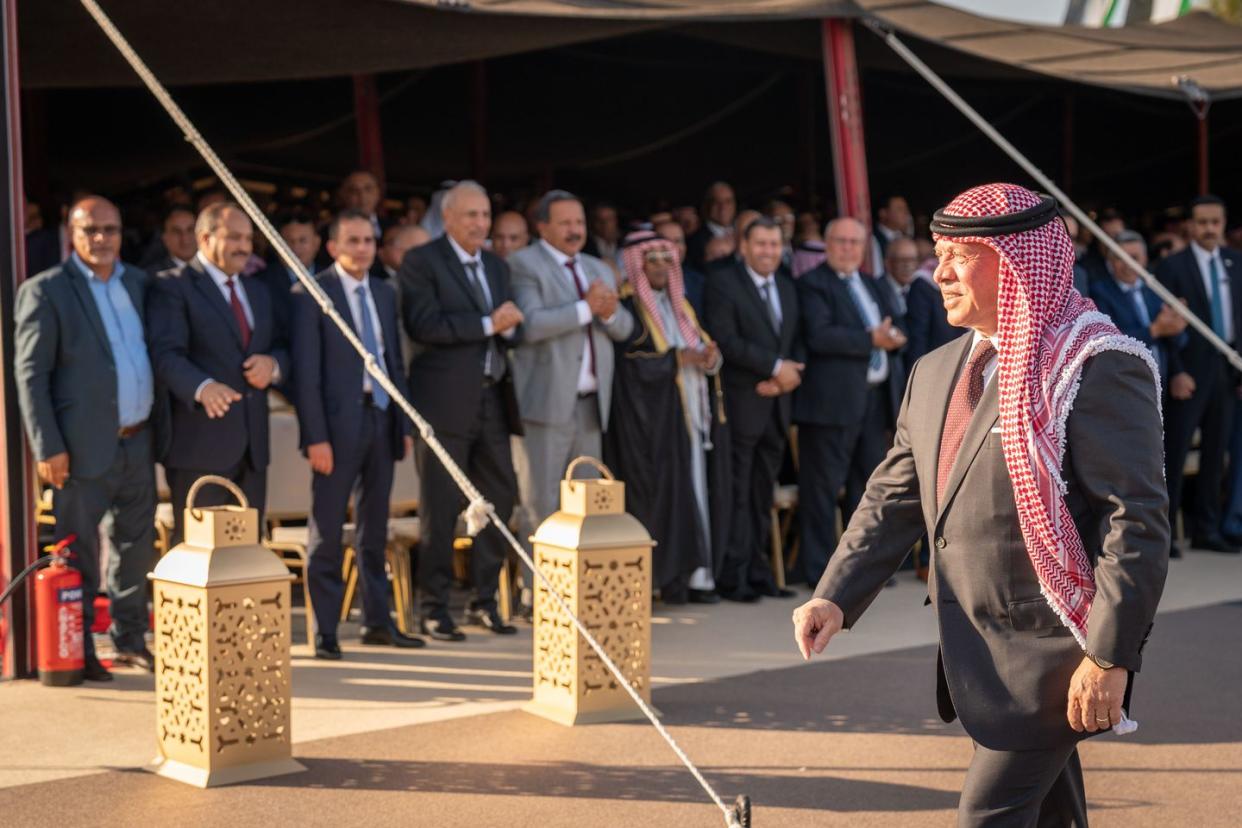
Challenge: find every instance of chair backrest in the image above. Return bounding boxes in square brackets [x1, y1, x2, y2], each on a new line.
[266, 410, 312, 525]
[391, 455, 420, 515]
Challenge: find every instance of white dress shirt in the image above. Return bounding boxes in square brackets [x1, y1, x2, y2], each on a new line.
[540, 239, 599, 394]
[336, 263, 387, 393]
[1191, 242, 1234, 343]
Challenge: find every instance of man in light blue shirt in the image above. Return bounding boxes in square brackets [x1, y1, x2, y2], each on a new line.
[14, 196, 160, 681]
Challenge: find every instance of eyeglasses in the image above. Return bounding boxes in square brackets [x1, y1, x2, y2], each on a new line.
[73, 224, 122, 238]
[644, 251, 675, 264]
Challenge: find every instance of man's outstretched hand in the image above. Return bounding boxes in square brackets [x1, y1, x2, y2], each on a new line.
[792, 598, 845, 661]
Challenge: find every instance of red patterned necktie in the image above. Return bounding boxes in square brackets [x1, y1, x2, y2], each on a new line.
[226, 275, 252, 351]
[936, 338, 996, 502]
[565, 258, 597, 379]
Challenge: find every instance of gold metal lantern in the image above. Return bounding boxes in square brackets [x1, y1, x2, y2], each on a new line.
[148, 475, 305, 787]
[524, 457, 655, 726]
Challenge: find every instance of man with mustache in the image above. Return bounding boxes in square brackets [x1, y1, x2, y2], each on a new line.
[793, 183, 1169, 825]
[509, 189, 634, 536]
[1156, 194, 1242, 554]
[149, 202, 290, 543]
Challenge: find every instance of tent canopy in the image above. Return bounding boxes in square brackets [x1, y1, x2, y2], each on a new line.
[20, 0, 1242, 98]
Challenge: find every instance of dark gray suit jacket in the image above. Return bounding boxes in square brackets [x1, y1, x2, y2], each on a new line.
[15, 259, 165, 479]
[814, 334, 1169, 751]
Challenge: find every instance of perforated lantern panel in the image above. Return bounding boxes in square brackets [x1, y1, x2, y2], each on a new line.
[531, 545, 651, 725]
[155, 581, 293, 771]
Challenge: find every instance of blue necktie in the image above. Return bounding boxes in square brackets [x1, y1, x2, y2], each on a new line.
[1129, 286, 1152, 328]
[1209, 256, 1227, 340]
[845, 276, 883, 373]
[357, 283, 389, 410]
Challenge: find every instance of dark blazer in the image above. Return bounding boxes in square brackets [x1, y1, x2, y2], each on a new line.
[703, 260, 803, 438]
[14, 259, 165, 478]
[815, 337, 1168, 751]
[686, 224, 716, 273]
[398, 234, 522, 437]
[792, 265, 905, 428]
[682, 266, 706, 318]
[1155, 245, 1242, 383]
[256, 260, 302, 338]
[291, 268, 409, 460]
[147, 256, 290, 472]
[145, 254, 183, 278]
[905, 276, 963, 365]
[1089, 277, 1184, 385]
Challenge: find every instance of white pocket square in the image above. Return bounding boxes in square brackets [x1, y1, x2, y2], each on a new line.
[989, 426, 1002, 433]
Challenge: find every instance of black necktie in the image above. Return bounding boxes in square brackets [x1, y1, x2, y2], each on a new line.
[465, 260, 490, 311]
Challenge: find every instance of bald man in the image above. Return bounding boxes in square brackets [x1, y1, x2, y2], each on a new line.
[15, 196, 162, 681]
[793, 217, 908, 586]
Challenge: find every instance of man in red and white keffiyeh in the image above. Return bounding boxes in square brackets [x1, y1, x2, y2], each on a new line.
[793, 183, 1170, 826]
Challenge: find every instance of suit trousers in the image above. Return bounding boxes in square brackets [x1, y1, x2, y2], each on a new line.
[167, 456, 267, 548]
[52, 431, 156, 656]
[307, 404, 396, 638]
[516, 394, 602, 530]
[798, 386, 890, 584]
[718, 406, 784, 595]
[1164, 360, 1235, 542]
[958, 742, 1087, 827]
[416, 384, 517, 618]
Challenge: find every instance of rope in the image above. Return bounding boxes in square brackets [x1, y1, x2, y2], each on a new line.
[863, 17, 1242, 375]
[76, 2, 738, 823]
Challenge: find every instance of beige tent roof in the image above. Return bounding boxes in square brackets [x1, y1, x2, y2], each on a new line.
[855, 2, 1242, 99]
[20, 0, 1242, 98]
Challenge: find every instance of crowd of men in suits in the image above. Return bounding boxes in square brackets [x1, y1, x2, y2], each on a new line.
[15, 172, 1240, 680]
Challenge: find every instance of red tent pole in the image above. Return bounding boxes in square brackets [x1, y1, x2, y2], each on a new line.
[1, 0, 35, 681]
[822, 18, 872, 255]
[352, 73, 385, 184]
[1197, 113, 1209, 194]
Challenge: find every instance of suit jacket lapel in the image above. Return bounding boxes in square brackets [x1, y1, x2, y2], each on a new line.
[535, 243, 579, 303]
[120, 266, 146, 328]
[777, 274, 796, 346]
[738, 264, 779, 342]
[920, 334, 972, 527]
[935, 367, 1000, 524]
[324, 274, 357, 337]
[829, 271, 867, 330]
[1183, 251, 1210, 316]
[189, 259, 244, 348]
[369, 277, 402, 375]
[64, 261, 113, 358]
[439, 237, 488, 313]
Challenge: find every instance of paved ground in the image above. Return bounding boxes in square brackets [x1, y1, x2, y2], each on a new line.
[1, 549, 1239, 825]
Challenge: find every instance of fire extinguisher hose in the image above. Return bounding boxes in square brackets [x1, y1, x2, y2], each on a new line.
[0, 555, 57, 608]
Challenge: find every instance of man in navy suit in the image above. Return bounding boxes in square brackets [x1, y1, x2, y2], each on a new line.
[793, 217, 908, 586]
[399, 181, 525, 640]
[1156, 195, 1242, 555]
[148, 203, 290, 543]
[292, 209, 421, 659]
[1089, 230, 1186, 388]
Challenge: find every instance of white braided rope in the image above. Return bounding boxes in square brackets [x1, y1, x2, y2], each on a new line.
[77, 1, 739, 822]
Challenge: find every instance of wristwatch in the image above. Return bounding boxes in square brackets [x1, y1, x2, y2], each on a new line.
[1087, 653, 1115, 670]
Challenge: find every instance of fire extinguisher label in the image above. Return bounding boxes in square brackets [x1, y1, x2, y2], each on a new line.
[58, 587, 83, 603]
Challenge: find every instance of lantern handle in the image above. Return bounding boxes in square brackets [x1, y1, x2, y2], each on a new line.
[186, 474, 249, 520]
[564, 456, 615, 482]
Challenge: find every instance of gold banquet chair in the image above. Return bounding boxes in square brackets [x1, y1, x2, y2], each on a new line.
[262, 406, 320, 646]
[769, 425, 799, 590]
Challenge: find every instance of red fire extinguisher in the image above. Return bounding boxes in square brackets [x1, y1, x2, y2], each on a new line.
[0, 534, 83, 686]
[34, 536, 84, 686]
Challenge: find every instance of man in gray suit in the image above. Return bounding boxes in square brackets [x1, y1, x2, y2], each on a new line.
[509, 190, 634, 528]
[15, 196, 161, 680]
[793, 184, 1169, 826]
